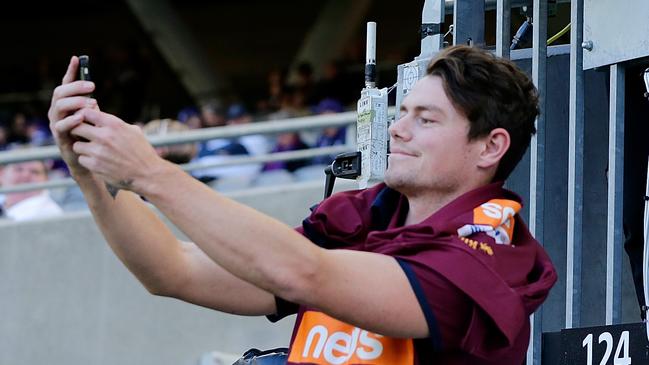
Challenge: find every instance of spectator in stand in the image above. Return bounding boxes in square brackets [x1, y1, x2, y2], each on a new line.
[269, 85, 312, 120]
[200, 101, 226, 129]
[142, 119, 197, 164]
[196, 101, 233, 159]
[311, 98, 347, 165]
[26, 118, 53, 146]
[257, 69, 286, 114]
[177, 107, 202, 130]
[268, 86, 297, 121]
[223, 103, 271, 183]
[0, 125, 8, 151]
[294, 62, 317, 107]
[0, 159, 63, 221]
[7, 112, 30, 145]
[262, 86, 314, 173]
[191, 101, 255, 183]
[313, 61, 356, 106]
[263, 132, 309, 173]
[226, 103, 271, 157]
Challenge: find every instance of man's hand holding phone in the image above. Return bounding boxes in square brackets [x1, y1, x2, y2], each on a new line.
[49, 55, 166, 197]
[48, 55, 98, 179]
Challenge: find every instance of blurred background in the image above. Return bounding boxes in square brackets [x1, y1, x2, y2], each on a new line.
[0, 0, 570, 133]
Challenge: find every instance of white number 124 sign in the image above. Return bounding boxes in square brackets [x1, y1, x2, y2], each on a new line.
[582, 331, 632, 365]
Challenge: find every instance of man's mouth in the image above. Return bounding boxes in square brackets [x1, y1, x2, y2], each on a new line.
[388, 148, 416, 157]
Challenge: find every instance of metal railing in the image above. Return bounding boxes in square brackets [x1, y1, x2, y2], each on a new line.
[0, 110, 370, 194]
[0, 111, 359, 165]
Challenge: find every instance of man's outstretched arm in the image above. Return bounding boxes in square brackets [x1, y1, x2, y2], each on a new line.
[78, 183, 277, 316]
[69, 106, 431, 339]
[48, 56, 276, 316]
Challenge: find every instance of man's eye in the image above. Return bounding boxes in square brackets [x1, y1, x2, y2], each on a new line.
[419, 118, 435, 124]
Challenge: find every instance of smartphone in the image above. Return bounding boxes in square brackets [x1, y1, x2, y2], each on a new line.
[79, 55, 91, 81]
[78, 55, 93, 97]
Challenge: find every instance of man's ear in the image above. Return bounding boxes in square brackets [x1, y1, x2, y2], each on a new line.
[477, 128, 510, 169]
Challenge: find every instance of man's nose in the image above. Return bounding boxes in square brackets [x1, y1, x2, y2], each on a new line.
[389, 115, 411, 140]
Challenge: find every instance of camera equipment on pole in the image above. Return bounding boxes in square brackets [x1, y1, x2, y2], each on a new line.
[323, 22, 388, 197]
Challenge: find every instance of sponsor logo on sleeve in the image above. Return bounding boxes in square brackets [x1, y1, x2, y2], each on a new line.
[288, 311, 414, 365]
[457, 199, 521, 245]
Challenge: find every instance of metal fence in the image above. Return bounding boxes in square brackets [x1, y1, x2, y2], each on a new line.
[408, 1, 647, 364]
[489, 0, 647, 364]
[0, 111, 362, 194]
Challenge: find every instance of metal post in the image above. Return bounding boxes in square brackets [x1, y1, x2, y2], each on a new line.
[495, 0, 511, 58]
[527, 0, 547, 363]
[566, 0, 584, 330]
[419, 0, 445, 59]
[530, 0, 547, 243]
[453, 0, 485, 46]
[606, 64, 625, 325]
[644, 159, 649, 340]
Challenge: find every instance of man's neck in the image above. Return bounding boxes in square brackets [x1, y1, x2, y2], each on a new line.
[403, 191, 461, 226]
[403, 181, 489, 226]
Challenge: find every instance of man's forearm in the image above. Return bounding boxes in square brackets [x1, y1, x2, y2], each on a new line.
[138, 162, 322, 303]
[73, 173, 278, 316]
[74, 173, 188, 294]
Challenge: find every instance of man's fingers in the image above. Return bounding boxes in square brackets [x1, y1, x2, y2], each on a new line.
[52, 81, 95, 102]
[55, 113, 84, 135]
[53, 96, 97, 118]
[62, 56, 79, 84]
[77, 155, 96, 171]
[80, 108, 114, 128]
[72, 140, 94, 156]
[70, 121, 102, 141]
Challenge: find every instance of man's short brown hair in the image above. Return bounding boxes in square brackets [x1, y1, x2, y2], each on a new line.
[426, 45, 540, 181]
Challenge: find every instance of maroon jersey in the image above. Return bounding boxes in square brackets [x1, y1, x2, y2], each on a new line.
[271, 182, 557, 365]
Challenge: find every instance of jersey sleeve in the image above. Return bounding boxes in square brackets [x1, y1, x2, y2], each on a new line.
[395, 258, 473, 351]
[266, 295, 299, 323]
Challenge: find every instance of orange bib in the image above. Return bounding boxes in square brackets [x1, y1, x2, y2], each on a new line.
[289, 311, 414, 365]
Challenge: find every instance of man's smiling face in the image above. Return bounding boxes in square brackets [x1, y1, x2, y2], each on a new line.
[385, 75, 485, 197]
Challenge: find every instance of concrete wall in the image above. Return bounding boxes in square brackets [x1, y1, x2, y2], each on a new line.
[0, 180, 356, 365]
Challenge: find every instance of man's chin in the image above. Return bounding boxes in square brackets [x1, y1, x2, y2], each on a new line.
[384, 174, 413, 194]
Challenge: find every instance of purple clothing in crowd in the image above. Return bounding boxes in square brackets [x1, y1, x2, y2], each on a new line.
[263, 134, 309, 172]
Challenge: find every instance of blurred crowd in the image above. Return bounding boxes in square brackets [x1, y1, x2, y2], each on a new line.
[0, 59, 362, 221]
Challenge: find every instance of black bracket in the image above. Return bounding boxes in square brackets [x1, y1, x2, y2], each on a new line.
[421, 23, 442, 40]
[323, 151, 362, 199]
